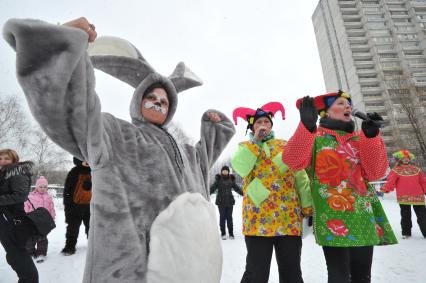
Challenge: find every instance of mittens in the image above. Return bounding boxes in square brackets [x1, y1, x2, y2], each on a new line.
[361, 112, 384, 138]
[299, 96, 318, 133]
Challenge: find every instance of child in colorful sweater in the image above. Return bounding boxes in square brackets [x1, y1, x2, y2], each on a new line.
[381, 150, 426, 239]
[24, 176, 56, 263]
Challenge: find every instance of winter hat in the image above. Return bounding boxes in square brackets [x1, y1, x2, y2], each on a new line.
[36, 176, 48, 188]
[221, 165, 230, 172]
[296, 90, 352, 118]
[233, 102, 285, 132]
[393, 150, 415, 161]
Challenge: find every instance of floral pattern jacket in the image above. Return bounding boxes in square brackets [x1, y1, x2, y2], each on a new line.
[231, 134, 312, 237]
[283, 123, 397, 247]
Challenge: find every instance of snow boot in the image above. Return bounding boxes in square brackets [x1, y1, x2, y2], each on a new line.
[61, 246, 76, 255]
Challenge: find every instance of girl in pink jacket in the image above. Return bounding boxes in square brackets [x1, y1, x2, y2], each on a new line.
[382, 150, 426, 239]
[24, 176, 56, 262]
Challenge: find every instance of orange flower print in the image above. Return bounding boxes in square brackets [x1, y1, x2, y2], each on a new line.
[327, 219, 349, 237]
[316, 149, 350, 186]
[327, 188, 356, 212]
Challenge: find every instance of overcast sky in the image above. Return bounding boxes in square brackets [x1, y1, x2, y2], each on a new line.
[0, 0, 326, 161]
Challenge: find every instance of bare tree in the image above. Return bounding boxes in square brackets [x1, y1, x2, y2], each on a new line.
[27, 127, 72, 180]
[0, 94, 29, 148]
[384, 75, 426, 168]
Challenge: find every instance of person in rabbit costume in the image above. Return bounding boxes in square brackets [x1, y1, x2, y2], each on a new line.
[3, 17, 235, 283]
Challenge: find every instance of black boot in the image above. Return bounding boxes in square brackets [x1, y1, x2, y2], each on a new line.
[61, 245, 76, 256]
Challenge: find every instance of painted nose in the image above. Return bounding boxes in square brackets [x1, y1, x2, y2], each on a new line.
[154, 102, 161, 107]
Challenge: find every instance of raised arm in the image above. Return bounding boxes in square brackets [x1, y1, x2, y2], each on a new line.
[3, 18, 103, 162]
[282, 96, 318, 170]
[282, 122, 316, 170]
[196, 110, 236, 178]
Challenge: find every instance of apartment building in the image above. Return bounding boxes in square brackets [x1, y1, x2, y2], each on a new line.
[312, 0, 426, 167]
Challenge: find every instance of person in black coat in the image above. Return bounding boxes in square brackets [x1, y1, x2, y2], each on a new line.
[210, 165, 243, 240]
[61, 157, 92, 255]
[0, 149, 38, 283]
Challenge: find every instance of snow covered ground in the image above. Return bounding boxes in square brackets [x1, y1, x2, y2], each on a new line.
[1, 192, 426, 283]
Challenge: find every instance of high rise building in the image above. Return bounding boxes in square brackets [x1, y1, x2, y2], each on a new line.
[312, 0, 426, 168]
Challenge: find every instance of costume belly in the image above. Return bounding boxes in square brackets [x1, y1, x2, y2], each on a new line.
[147, 192, 222, 283]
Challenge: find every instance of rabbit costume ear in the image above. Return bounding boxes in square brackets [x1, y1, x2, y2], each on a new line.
[88, 36, 155, 88]
[169, 62, 203, 93]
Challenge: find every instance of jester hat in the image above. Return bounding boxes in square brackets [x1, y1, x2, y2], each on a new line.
[232, 102, 285, 131]
[393, 149, 415, 161]
[296, 90, 351, 118]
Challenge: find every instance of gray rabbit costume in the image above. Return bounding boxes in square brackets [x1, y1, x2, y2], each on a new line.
[3, 19, 235, 282]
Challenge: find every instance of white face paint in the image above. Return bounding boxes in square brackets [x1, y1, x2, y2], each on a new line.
[140, 88, 169, 125]
[144, 100, 168, 114]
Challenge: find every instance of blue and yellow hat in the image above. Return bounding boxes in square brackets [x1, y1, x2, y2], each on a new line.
[296, 90, 351, 118]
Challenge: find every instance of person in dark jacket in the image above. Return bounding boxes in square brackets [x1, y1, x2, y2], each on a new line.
[0, 149, 38, 283]
[210, 165, 243, 240]
[61, 157, 92, 256]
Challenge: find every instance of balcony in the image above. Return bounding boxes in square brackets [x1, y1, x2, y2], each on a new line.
[405, 54, 426, 59]
[375, 45, 396, 52]
[366, 105, 386, 114]
[411, 1, 426, 8]
[360, 78, 380, 85]
[351, 44, 370, 52]
[408, 63, 426, 69]
[362, 87, 383, 95]
[386, 0, 406, 4]
[341, 7, 359, 15]
[343, 14, 362, 22]
[355, 61, 375, 68]
[353, 52, 373, 60]
[344, 22, 363, 28]
[346, 29, 366, 36]
[391, 14, 412, 19]
[414, 79, 426, 86]
[388, 7, 409, 12]
[381, 62, 402, 71]
[339, 1, 356, 8]
[402, 45, 422, 51]
[348, 37, 368, 44]
[357, 69, 377, 76]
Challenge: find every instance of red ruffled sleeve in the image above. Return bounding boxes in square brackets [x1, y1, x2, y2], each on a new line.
[359, 131, 389, 181]
[282, 122, 316, 170]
